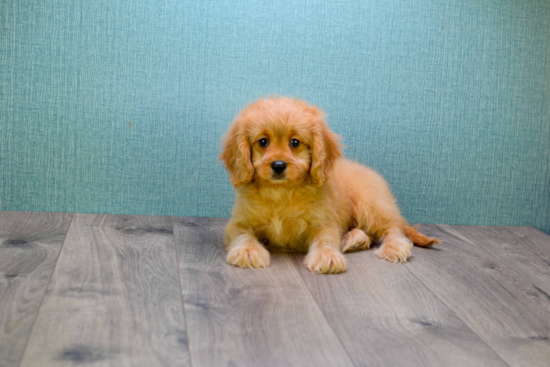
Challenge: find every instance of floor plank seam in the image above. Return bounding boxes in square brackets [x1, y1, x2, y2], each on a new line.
[289, 254, 360, 367]
[170, 216, 195, 367]
[403, 253, 512, 367]
[16, 213, 75, 367]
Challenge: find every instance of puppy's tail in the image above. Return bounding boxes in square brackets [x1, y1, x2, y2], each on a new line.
[404, 225, 440, 247]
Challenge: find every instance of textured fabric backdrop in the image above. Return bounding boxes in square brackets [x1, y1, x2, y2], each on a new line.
[1, 0, 549, 233]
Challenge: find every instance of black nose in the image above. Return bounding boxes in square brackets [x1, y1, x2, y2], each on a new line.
[271, 161, 287, 174]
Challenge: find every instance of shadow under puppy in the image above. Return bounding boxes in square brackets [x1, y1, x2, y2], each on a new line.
[220, 97, 439, 274]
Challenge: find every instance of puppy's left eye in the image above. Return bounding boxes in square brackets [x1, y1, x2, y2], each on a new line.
[290, 139, 300, 148]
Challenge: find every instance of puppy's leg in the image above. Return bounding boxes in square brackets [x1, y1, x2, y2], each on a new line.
[342, 228, 372, 253]
[225, 221, 270, 269]
[304, 224, 347, 274]
[374, 228, 413, 263]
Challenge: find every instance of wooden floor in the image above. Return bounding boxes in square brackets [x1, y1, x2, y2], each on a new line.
[1, 212, 550, 367]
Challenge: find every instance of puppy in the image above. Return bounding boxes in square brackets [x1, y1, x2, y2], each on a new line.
[219, 97, 439, 274]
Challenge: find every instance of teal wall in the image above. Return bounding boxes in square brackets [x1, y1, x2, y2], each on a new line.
[1, 0, 549, 233]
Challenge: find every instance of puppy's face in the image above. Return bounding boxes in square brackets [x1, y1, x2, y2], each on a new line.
[220, 98, 341, 188]
[249, 115, 312, 185]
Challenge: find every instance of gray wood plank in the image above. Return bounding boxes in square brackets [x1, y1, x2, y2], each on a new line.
[454, 226, 550, 299]
[406, 224, 550, 367]
[289, 250, 508, 367]
[504, 226, 550, 261]
[20, 214, 189, 367]
[173, 216, 354, 367]
[0, 211, 72, 367]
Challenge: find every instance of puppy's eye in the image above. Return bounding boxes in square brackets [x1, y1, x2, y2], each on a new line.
[290, 139, 300, 148]
[258, 138, 269, 147]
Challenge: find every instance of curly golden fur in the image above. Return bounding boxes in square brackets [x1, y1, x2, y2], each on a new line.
[219, 97, 439, 274]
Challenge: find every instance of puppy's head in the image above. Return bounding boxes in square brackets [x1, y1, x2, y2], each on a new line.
[219, 97, 341, 187]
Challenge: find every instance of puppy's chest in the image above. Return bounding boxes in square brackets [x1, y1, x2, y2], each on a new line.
[252, 201, 316, 249]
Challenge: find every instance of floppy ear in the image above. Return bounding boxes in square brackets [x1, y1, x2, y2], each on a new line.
[219, 120, 254, 187]
[309, 109, 342, 187]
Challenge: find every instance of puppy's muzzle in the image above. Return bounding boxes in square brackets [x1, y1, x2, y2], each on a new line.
[271, 161, 287, 175]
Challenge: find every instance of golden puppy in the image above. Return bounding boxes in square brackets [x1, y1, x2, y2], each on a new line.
[219, 97, 439, 274]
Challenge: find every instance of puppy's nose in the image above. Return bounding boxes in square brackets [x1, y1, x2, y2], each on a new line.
[271, 161, 287, 174]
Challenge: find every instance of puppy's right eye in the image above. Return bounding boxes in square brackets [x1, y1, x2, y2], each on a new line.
[258, 138, 269, 147]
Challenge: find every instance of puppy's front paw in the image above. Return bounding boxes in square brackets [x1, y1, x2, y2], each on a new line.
[374, 233, 412, 263]
[227, 242, 270, 269]
[304, 248, 347, 274]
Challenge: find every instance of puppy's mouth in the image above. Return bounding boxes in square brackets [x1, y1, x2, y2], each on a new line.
[271, 173, 286, 181]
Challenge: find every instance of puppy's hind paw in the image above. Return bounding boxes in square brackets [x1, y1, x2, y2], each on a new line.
[374, 233, 412, 263]
[304, 248, 347, 274]
[227, 242, 270, 269]
[342, 228, 372, 253]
